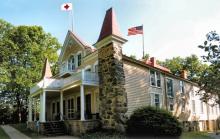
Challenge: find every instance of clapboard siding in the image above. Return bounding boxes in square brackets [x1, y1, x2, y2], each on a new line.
[123, 61, 151, 116]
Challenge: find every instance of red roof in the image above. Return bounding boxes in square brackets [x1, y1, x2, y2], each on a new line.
[97, 7, 122, 42]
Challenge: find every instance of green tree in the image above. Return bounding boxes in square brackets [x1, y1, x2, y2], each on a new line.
[129, 55, 136, 59]
[159, 55, 207, 82]
[0, 19, 61, 122]
[198, 31, 220, 104]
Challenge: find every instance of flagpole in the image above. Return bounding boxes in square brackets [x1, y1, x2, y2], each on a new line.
[142, 24, 145, 59]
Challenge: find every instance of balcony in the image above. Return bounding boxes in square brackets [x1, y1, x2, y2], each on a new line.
[30, 70, 99, 94]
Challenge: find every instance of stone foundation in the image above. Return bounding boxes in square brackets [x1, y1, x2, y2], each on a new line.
[64, 120, 101, 136]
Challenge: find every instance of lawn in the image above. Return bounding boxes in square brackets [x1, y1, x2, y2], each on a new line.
[11, 123, 44, 139]
[180, 132, 213, 139]
[0, 126, 10, 139]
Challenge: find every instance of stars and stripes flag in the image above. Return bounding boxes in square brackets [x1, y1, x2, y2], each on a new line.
[61, 3, 73, 11]
[128, 25, 143, 36]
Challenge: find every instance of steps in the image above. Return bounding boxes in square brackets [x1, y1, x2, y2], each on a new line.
[41, 121, 66, 136]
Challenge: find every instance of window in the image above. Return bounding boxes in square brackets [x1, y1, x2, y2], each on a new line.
[180, 81, 184, 93]
[192, 100, 196, 113]
[200, 102, 204, 114]
[154, 94, 160, 108]
[77, 97, 81, 113]
[68, 98, 74, 118]
[52, 103, 55, 114]
[86, 94, 91, 114]
[63, 100, 66, 115]
[94, 65, 98, 73]
[57, 102, 60, 114]
[68, 55, 75, 71]
[169, 98, 174, 111]
[167, 79, 174, 97]
[150, 70, 161, 87]
[77, 53, 81, 67]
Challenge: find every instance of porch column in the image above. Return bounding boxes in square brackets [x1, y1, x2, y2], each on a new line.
[40, 90, 46, 122]
[60, 91, 63, 121]
[34, 98, 37, 121]
[80, 84, 85, 121]
[28, 97, 32, 122]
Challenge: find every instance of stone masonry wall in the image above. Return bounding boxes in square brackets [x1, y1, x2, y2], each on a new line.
[98, 42, 128, 132]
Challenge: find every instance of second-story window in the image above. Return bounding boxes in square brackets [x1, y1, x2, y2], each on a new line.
[167, 79, 174, 97]
[180, 81, 184, 94]
[68, 55, 75, 71]
[77, 53, 81, 67]
[150, 70, 161, 87]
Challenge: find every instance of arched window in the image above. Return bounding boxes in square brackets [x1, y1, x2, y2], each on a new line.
[68, 55, 75, 71]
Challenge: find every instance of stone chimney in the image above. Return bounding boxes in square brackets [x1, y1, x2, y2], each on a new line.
[180, 70, 188, 79]
[95, 7, 128, 132]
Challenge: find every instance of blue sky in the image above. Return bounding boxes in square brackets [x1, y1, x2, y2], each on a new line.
[1, 0, 220, 60]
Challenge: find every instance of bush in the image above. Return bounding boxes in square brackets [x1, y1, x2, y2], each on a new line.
[126, 106, 182, 137]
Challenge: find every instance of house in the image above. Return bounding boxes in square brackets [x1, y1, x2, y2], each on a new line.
[28, 7, 220, 135]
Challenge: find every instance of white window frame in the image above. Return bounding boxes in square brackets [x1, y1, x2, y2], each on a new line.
[200, 101, 204, 114]
[167, 78, 174, 98]
[180, 81, 184, 94]
[150, 92, 162, 108]
[150, 70, 161, 88]
[68, 54, 75, 71]
[93, 61, 98, 73]
[76, 51, 82, 67]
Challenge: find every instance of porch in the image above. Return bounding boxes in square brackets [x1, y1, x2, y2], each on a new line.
[28, 70, 100, 135]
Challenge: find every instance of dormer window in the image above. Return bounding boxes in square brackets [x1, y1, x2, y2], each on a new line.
[68, 55, 75, 71]
[77, 53, 81, 67]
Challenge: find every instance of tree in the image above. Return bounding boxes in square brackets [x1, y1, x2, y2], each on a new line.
[0, 19, 61, 122]
[143, 53, 150, 60]
[129, 55, 136, 59]
[159, 55, 207, 82]
[198, 31, 220, 104]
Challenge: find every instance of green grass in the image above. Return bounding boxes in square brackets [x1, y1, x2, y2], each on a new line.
[0, 126, 10, 139]
[180, 132, 213, 139]
[11, 123, 44, 139]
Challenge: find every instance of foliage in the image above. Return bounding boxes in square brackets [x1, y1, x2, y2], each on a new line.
[0, 19, 61, 123]
[11, 123, 44, 139]
[143, 53, 150, 60]
[0, 127, 10, 139]
[180, 132, 213, 139]
[129, 55, 136, 59]
[159, 55, 208, 82]
[198, 31, 220, 104]
[126, 106, 182, 137]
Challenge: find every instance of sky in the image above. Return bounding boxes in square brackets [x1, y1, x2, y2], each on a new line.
[1, 0, 220, 60]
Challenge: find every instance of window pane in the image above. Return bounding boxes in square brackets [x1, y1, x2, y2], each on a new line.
[156, 72, 161, 87]
[150, 71, 156, 86]
[167, 79, 173, 97]
[192, 100, 195, 113]
[155, 94, 160, 108]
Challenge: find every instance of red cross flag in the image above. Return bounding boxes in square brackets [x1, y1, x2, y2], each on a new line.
[61, 3, 72, 11]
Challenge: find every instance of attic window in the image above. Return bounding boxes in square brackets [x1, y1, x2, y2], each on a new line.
[68, 55, 75, 71]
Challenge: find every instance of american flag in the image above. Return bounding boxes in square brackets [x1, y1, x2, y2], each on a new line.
[128, 25, 143, 36]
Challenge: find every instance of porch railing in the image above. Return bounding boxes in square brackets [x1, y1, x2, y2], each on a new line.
[30, 70, 99, 94]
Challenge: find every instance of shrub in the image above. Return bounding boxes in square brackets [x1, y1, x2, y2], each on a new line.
[126, 106, 182, 137]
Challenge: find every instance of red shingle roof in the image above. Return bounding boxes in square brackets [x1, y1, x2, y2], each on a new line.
[97, 7, 122, 42]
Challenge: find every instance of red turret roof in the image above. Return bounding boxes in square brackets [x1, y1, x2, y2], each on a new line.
[42, 58, 53, 79]
[97, 7, 123, 42]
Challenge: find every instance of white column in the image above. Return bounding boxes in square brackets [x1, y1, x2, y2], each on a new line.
[40, 90, 46, 122]
[60, 91, 63, 121]
[34, 98, 37, 121]
[80, 85, 85, 121]
[28, 97, 32, 122]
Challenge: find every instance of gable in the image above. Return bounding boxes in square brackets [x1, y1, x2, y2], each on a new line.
[58, 31, 93, 64]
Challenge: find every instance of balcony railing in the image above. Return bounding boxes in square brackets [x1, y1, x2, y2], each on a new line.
[30, 70, 99, 94]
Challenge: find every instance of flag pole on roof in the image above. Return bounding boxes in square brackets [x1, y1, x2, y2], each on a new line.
[61, 3, 74, 32]
[128, 25, 145, 59]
